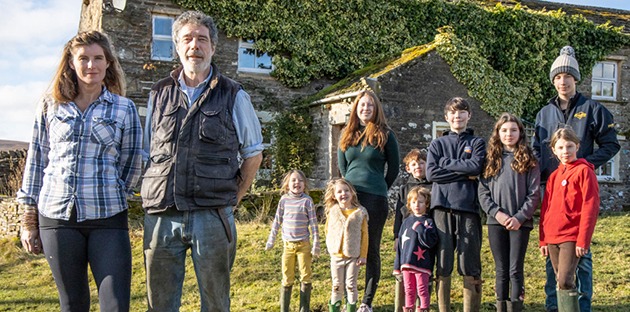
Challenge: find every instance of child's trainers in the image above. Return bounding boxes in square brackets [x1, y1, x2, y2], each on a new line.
[357, 303, 372, 312]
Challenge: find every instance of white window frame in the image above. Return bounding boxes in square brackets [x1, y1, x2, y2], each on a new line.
[432, 121, 450, 140]
[591, 61, 618, 101]
[237, 39, 273, 74]
[595, 135, 624, 182]
[255, 111, 276, 181]
[151, 15, 175, 61]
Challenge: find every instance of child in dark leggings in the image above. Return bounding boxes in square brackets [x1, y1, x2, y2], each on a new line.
[478, 113, 540, 312]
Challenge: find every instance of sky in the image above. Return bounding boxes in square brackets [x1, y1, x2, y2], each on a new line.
[0, 0, 628, 143]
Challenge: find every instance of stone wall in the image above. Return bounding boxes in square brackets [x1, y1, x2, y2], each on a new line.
[0, 149, 26, 196]
[0, 197, 22, 239]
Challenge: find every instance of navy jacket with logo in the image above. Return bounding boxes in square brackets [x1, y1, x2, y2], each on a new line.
[426, 128, 486, 213]
[533, 93, 620, 182]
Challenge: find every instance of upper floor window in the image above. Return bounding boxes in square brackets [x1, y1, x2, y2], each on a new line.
[591, 61, 617, 100]
[238, 39, 273, 74]
[152, 15, 175, 61]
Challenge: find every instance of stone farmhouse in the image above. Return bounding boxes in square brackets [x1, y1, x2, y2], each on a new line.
[79, 0, 629, 210]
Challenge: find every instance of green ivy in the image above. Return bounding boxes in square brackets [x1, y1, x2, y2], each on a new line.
[173, 0, 629, 175]
[267, 107, 318, 185]
[175, 0, 628, 119]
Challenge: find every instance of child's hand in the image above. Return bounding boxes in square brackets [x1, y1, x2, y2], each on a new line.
[495, 211, 510, 226]
[540, 245, 548, 257]
[265, 242, 273, 251]
[576, 246, 588, 258]
[311, 249, 320, 259]
[393, 238, 399, 251]
[357, 258, 367, 266]
[505, 217, 522, 231]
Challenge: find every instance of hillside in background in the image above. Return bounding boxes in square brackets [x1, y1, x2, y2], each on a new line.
[0, 139, 28, 152]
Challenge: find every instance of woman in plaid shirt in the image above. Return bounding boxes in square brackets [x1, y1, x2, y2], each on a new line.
[17, 31, 143, 312]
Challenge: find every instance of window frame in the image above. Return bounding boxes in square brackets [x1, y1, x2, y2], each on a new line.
[151, 15, 175, 61]
[237, 39, 273, 74]
[591, 61, 618, 101]
[432, 121, 450, 140]
[595, 136, 624, 182]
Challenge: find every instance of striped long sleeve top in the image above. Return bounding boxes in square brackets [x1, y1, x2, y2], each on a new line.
[266, 192, 320, 255]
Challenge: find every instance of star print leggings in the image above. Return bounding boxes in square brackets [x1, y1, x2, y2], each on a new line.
[402, 270, 431, 309]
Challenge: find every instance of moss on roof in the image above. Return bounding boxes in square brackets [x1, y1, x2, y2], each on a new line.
[303, 43, 437, 105]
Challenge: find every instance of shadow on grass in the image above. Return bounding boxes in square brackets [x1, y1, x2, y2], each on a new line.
[0, 297, 59, 305]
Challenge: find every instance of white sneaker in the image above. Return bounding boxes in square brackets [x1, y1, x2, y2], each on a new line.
[357, 303, 373, 312]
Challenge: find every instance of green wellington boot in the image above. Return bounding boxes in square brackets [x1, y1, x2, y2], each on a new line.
[299, 283, 312, 312]
[280, 286, 292, 312]
[557, 289, 579, 312]
[346, 302, 357, 312]
[328, 300, 342, 312]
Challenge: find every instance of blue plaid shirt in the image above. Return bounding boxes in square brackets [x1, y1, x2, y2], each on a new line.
[17, 88, 143, 222]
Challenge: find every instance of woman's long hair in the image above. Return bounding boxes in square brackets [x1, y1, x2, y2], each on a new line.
[339, 90, 390, 152]
[51, 30, 126, 103]
[323, 178, 360, 215]
[483, 112, 537, 178]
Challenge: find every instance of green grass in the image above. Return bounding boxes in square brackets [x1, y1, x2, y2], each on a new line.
[1, 212, 629, 311]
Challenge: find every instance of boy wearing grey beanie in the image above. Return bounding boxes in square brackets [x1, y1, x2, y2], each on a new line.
[534, 45, 620, 312]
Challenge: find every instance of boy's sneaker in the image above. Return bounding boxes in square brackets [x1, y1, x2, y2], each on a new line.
[357, 303, 373, 312]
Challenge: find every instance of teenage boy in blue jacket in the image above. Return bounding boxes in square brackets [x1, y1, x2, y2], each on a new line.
[534, 45, 620, 312]
[426, 97, 486, 312]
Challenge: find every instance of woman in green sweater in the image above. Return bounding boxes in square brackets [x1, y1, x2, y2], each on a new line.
[338, 89, 400, 312]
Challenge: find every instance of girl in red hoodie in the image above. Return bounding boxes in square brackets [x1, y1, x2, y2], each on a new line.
[539, 127, 600, 311]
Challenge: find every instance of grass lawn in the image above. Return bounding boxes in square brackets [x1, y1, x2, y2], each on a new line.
[0, 211, 629, 311]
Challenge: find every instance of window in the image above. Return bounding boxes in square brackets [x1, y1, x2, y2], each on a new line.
[152, 15, 175, 61]
[591, 61, 617, 100]
[238, 39, 273, 74]
[595, 136, 623, 182]
[432, 121, 450, 140]
[255, 111, 276, 182]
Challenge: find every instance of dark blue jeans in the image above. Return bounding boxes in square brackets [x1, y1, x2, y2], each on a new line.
[357, 191, 389, 307]
[544, 251, 592, 311]
[143, 207, 237, 312]
[40, 227, 132, 312]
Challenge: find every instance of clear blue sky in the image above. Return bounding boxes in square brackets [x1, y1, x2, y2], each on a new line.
[0, 0, 628, 142]
[544, 0, 630, 11]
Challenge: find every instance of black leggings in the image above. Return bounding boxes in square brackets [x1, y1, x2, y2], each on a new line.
[487, 225, 531, 302]
[357, 191, 389, 307]
[39, 227, 132, 312]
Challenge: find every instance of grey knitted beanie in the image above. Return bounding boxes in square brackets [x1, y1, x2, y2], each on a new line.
[549, 46, 581, 83]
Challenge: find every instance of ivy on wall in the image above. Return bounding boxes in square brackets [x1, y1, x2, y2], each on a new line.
[175, 0, 628, 118]
[267, 107, 317, 185]
[173, 0, 629, 180]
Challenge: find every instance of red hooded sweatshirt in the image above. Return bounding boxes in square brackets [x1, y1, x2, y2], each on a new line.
[539, 158, 600, 249]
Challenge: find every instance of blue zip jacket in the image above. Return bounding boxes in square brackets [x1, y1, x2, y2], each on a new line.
[533, 93, 620, 182]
